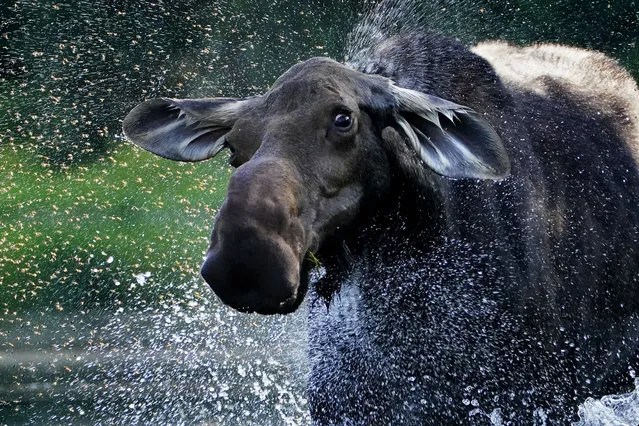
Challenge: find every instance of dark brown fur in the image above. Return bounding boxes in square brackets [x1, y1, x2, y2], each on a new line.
[123, 31, 639, 424]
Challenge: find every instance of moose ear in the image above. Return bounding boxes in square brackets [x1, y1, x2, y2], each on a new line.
[122, 97, 253, 162]
[389, 85, 510, 180]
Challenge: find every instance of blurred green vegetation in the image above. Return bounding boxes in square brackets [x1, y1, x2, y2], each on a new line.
[0, 142, 232, 313]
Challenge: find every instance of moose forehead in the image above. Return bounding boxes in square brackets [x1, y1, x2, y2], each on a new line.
[261, 58, 374, 113]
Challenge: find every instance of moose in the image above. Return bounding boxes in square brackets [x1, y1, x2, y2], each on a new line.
[123, 25, 639, 424]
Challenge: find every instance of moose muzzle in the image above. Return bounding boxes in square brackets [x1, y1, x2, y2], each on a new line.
[200, 157, 310, 314]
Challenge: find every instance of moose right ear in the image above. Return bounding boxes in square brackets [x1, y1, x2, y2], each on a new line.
[122, 97, 254, 162]
[351, 69, 510, 180]
[389, 85, 510, 180]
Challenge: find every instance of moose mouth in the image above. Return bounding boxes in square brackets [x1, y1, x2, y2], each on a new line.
[232, 259, 313, 315]
[224, 283, 308, 315]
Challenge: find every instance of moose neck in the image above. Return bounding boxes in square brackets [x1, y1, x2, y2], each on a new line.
[312, 169, 448, 302]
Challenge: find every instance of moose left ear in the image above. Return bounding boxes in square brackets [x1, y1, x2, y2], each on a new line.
[123, 97, 254, 162]
[390, 85, 510, 180]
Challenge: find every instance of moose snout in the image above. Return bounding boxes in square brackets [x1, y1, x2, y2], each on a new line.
[201, 232, 301, 314]
[200, 158, 309, 314]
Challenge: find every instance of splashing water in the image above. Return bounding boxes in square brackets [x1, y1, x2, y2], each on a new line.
[346, 0, 423, 63]
[469, 381, 639, 426]
[0, 279, 310, 425]
[463, 381, 639, 426]
[575, 380, 639, 426]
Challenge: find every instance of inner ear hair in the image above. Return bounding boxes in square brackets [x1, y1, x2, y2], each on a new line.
[387, 83, 510, 180]
[390, 85, 472, 127]
[381, 126, 438, 185]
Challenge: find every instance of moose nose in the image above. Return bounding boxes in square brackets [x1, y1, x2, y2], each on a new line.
[200, 233, 300, 314]
[200, 157, 307, 314]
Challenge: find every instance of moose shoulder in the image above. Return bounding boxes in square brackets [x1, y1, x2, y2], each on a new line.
[123, 32, 639, 423]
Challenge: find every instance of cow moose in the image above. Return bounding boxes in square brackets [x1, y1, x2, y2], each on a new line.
[123, 24, 639, 425]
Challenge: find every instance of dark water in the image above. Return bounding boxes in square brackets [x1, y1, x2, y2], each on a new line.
[1, 0, 638, 424]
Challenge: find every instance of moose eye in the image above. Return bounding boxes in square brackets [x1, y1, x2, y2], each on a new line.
[333, 112, 353, 130]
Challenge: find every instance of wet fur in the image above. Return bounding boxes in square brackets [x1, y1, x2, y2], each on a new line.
[123, 27, 639, 424]
[308, 32, 639, 424]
